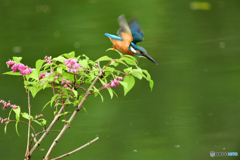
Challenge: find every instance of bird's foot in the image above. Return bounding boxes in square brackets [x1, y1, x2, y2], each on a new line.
[112, 45, 117, 51]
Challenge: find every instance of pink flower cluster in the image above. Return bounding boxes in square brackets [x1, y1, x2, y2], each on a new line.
[39, 71, 60, 85]
[39, 72, 46, 80]
[0, 118, 7, 124]
[61, 78, 71, 88]
[36, 114, 44, 119]
[64, 59, 81, 73]
[104, 77, 122, 88]
[0, 100, 18, 109]
[7, 60, 32, 75]
[44, 56, 52, 64]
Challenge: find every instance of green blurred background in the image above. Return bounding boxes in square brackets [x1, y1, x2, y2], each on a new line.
[1, 0, 240, 159]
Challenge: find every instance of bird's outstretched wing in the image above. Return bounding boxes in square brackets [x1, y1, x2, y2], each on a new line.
[129, 18, 144, 44]
[117, 15, 133, 44]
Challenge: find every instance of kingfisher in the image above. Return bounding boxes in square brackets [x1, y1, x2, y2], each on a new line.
[105, 15, 158, 65]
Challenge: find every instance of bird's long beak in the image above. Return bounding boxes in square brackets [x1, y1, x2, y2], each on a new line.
[145, 54, 158, 65]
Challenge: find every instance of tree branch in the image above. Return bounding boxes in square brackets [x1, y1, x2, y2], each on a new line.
[51, 137, 99, 160]
[44, 62, 103, 159]
[29, 96, 70, 155]
[24, 90, 31, 160]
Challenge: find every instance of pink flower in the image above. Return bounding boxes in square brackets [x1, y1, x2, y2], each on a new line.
[113, 79, 119, 85]
[7, 60, 15, 66]
[66, 81, 71, 85]
[63, 84, 68, 88]
[110, 82, 116, 87]
[104, 84, 108, 88]
[1, 120, 3, 123]
[64, 59, 81, 73]
[21, 66, 32, 75]
[11, 63, 20, 72]
[117, 77, 122, 81]
[11, 105, 18, 109]
[39, 72, 46, 80]
[10, 63, 32, 75]
[44, 56, 52, 64]
[3, 118, 7, 121]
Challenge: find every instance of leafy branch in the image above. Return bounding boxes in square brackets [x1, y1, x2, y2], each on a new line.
[1, 49, 154, 160]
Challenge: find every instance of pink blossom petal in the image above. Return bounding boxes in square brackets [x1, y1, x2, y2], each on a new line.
[110, 82, 116, 87]
[104, 84, 108, 88]
[7, 60, 15, 66]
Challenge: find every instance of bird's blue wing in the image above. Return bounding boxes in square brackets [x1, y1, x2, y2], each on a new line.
[129, 18, 144, 44]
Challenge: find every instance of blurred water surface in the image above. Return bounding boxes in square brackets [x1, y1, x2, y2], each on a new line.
[0, 0, 240, 160]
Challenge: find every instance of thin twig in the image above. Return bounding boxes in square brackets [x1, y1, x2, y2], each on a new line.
[51, 137, 99, 160]
[103, 59, 114, 70]
[29, 96, 71, 155]
[44, 62, 103, 159]
[25, 90, 31, 159]
[31, 133, 37, 143]
[29, 130, 61, 148]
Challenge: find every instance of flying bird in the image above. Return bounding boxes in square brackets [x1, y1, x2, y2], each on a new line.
[105, 15, 158, 65]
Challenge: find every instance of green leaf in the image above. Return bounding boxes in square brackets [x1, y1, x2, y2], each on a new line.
[106, 48, 114, 52]
[13, 107, 20, 136]
[115, 59, 129, 67]
[119, 81, 128, 89]
[109, 48, 123, 56]
[13, 107, 21, 121]
[123, 55, 137, 62]
[33, 120, 42, 126]
[61, 120, 71, 124]
[98, 92, 104, 102]
[124, 67, 132, 74]
[104, 67, 115, 72]
[39, 119, 47, 126]
[15, 121, 20, 136]
[51, 94, 59, 107]
[107, 87, 114, 99]
[4, 123, 8, 134]
[29, 87, 38, 98]
[57, 67, 62, 74]
[131, 72, 142, 80]
[78, 59, 88, 68]
[123, 75, 135, 96]
[36, 59, 45, 71]
[95, 56, 112, 62]
[29, 69, 39, 80]
[82, 107, 87, 114]
[149, 80, 154, 91]
[69, 51, 75, 57]
[142, 69, 151, 81]
[121, 57, 137, 66]
[21, 112, 33, 120]
[13, 57, 22, 63]
[53, 56, 66, 63]
[111, 89, 118, 98]
[42, 101, 51, 111]
[93, 86, 104, 102]
[3, 71, 21, 76]
[72, 89, 78, 98]
[8, 108, 13, 120]
[62, 51, 75, 59]
[110, 61, 119, 67]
